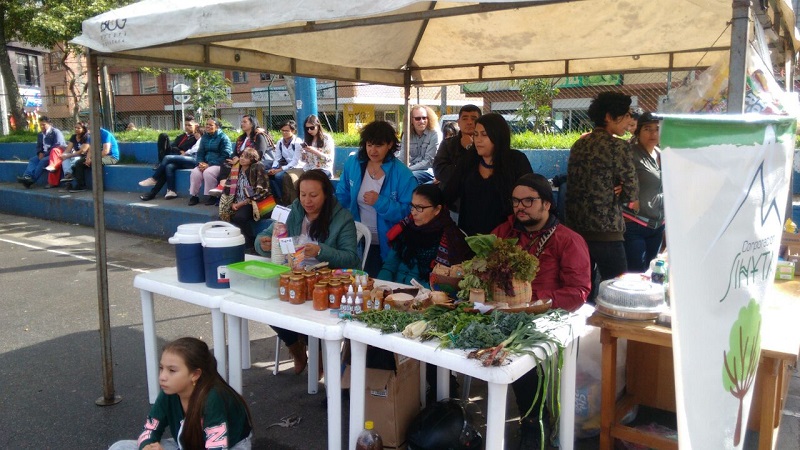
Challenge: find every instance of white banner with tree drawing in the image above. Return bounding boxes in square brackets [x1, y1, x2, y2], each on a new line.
[660, 114, 795, 449]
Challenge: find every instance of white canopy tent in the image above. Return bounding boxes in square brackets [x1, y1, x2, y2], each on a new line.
[72, 0, 800, 439]
[73, 0, 799, 87]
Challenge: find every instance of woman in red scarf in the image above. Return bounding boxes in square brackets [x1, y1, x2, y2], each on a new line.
[378, 184, 472, 287]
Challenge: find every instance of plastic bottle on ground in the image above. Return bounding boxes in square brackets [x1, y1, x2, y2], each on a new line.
[355, 420, 383, 450]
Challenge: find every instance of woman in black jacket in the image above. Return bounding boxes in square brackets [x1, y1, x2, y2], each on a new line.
[443, 113, 533, 235]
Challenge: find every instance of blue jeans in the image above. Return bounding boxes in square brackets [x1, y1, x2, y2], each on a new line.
[150, 154, 196, 194]
[270, 170, 289, 203]
[623, 222, 665, 273]
[413, 168, 434, 185]
[23, 154, 48, 181]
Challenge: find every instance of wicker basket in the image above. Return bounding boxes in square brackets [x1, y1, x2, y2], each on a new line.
[491, 278, 532, 306]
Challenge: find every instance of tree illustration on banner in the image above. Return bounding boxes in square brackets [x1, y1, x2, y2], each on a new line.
[722, 299, 762, 445]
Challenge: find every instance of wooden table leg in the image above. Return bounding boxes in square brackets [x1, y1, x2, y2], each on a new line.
[757, 357, 780, 450]
[599, 328, 618, 450]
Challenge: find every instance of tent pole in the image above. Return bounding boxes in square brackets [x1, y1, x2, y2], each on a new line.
[728, 0, 752, 114]
[87, 50, 121, 407]
[403, 72, 411, 165]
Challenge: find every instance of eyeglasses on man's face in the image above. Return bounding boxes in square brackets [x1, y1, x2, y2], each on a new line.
[511, 197, 541, 208]
[410, 203, 435, 213]
[413, 116, 428, 122]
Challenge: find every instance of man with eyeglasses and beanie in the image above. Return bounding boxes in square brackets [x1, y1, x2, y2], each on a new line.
[566, 91, 639, 296]
[267, 119, 304, 204]
[491, 173, 591, 448]
[397, 105, 441, 184]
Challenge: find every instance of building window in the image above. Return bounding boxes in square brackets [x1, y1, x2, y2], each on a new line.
[150, 116, 172, 130]
[112, 73, 133, 95]
[139, 71, 158, 94]
[49, 85, 68, 105]
[47, 51, 64, 72]
[16, 53, 40, 87]
[232, 71, 247, 83]
[166, 73, 187, 89]
[259, 73, 270, 81]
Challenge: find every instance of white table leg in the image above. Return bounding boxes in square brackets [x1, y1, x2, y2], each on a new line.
[226, 314, 243, 393]
[349, 340, 368, 450]
[139, 289, 159, 404]
[241, 318, 251, 369]
[486, 382, 508, 450]
[437, 366, 449, 401]
[210, 308, 227, 380]
[325, 339, 342, 450]
[308, 336, 319, 395]
[558, 338, 579, 450]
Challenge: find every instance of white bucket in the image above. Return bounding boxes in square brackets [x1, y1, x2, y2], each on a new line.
[169, 223, 205, 283]
[199, 221, 245, 289]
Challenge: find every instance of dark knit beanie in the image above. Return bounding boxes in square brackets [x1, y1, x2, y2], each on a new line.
[513, 173, 555, 213]
[634, 111, 660, 136]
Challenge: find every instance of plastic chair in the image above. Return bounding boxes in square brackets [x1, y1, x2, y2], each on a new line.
[354, 221, 371, 270]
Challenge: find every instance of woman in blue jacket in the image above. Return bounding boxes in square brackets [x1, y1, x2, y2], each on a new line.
[189, 118, 233, 206]
[335, 120, 417, 277]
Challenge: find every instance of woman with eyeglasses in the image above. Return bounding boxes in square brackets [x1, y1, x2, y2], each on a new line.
[218, 147, 271, 251]
[279, 114, 336, 204]
[378, 184, 472, 287]
[443, 113, 533, 236]
[336, 121, 418, 277]
[267, 119, 304, 205]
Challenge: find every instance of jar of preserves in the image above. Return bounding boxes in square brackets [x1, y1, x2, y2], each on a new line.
[278, 274, 291, 302]
[304, 273, 316, 302]
[317, 268, 332, 280]
[328, 281, 344, 309]
[288, 275, 306, 305]
[312, 283, 329, 311]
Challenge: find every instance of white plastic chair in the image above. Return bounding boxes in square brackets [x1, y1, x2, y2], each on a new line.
[354, 221, 371, 271]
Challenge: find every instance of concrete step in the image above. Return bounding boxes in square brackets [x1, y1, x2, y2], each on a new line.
[0, 160, 193, 193]
[0, 182, 227, 239]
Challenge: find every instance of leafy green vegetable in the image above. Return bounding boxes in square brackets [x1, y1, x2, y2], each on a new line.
[457, 235, 540, 301]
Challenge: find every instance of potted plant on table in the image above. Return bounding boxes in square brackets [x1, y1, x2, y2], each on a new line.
[456, 234, 539, 305]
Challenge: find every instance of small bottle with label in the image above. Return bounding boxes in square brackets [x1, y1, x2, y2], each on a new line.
[354, 286, 364, 315]
[339, 294, 351, 317]
[651, 260, 666, 285]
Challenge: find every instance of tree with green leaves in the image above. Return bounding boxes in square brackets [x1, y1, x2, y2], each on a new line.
[722, 298, 761, 446]
[515, 79, 559, 134]
[143, 68, 232, 122]
[1, 0, 129, 131]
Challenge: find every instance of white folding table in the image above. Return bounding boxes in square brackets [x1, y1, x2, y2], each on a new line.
[133, 267, 232, 403]
[221, 293, 345, 450]
[344, 307, 587, 450]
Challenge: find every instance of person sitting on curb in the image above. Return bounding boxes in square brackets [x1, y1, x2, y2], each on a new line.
[187, 118, 233, 206]
[67, 127, 119, 193]
[278, 114, 335, 205]
[139, 127, 203, 201]
[17, 115, 66, 188]
[153, 116, 198, 168]
[267, 119, 304, 205]
[208, 114, 275, 197]
[55, 122, 90, 187]
[491, 173, 591, 449]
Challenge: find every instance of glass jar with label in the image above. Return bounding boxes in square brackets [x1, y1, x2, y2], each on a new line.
[278, 274, 291, 302]
[304, 273, 317, 302]
[288, 275, 306, 305]
[328, 281, 344, 309]
[312, 282, 329, 311]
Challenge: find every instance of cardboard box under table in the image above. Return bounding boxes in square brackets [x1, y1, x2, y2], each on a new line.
[343, 354, 420, 449]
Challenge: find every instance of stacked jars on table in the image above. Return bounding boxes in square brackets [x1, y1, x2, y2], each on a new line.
[276, 269, 375, 313]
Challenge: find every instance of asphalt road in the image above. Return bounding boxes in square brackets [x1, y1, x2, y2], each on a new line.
[0, 213, 797, 450]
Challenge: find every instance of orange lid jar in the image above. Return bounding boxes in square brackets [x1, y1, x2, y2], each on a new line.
[312, 283, 329, 311]
[288, 275, 306, 305]
[328, 281, 344, 309]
